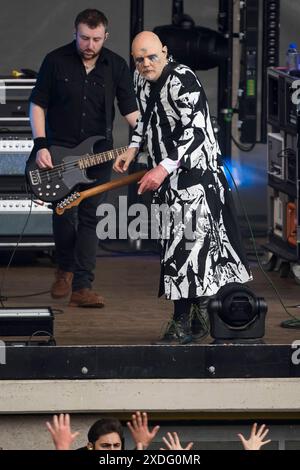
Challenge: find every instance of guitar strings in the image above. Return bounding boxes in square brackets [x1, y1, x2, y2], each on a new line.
[37, 146, 128, 182]
[38, 147, 127, 181]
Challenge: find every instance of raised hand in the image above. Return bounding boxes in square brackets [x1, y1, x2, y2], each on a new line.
[160, 432, 193, 451]
[46, 413, 79, 450]
[237, 423, 271, 450]
[127, 411, 160, 449]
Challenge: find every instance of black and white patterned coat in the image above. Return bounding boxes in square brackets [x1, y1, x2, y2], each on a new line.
[130, 63, 252, 300]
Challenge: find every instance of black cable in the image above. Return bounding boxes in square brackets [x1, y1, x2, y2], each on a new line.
[0, 193, 34, 308]
[2, 290, 51, 299]
[231, 135, 256, 152]
[277, 147, 296, 159]
[223, 160, 300, 328]
[0, 181, 54, 304]
[28, 330, 56, 346]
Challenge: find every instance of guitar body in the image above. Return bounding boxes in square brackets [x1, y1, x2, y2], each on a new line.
[25, 136, 113, 203]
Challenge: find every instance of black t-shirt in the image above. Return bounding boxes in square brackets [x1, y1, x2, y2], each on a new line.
[30, 41, 138, 146]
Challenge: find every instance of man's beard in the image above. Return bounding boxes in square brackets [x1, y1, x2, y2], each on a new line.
[79, 49, 99, 61]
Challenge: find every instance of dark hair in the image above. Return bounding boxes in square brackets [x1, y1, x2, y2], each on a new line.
[87, 418, 124, 448]
[74, 9, 108, 31]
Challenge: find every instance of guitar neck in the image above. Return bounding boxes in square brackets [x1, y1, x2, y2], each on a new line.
[78, 146, 128, 170]
[55, 170, 147, 215]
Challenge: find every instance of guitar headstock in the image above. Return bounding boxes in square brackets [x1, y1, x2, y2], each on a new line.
[55, 191, 81, 215]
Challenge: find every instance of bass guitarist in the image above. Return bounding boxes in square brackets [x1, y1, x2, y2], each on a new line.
[29, 9, 139, 307]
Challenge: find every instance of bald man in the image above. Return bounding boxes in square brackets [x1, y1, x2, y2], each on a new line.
[114, 32, 252, 344]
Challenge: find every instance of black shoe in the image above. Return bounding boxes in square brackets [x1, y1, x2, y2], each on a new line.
[155, 312, 193, 345]
[191, 298, 210, 342]
[176, 311, 193, 344]
[154, 320, 179, 345]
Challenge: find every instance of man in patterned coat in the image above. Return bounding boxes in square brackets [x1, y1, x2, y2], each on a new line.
[114, 31, 252, 344]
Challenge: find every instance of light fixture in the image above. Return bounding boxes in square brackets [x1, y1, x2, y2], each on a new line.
[153, 23, 228, 70]
[208, 283, 267, 341]
[0, 307, 54, 343]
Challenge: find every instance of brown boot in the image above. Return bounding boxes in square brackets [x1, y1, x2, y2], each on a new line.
[51, 269, 73, 299]
[69, 288, 105, 308]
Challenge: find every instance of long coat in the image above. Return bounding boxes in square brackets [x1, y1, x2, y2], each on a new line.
[131, 63, 252, 300]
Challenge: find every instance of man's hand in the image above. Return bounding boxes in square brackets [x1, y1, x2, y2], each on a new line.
[46, 413, 79, 450]
[113, 147, 137, 173]
[138, 165, 168, 194]
[160, 432, 193, 451]
[127, 411, 160, 449]
[36, 148, 53, 169]
[237, 423, 271, 450]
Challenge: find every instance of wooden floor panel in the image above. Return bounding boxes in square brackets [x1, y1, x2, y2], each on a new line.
[0, 254, 300, 345]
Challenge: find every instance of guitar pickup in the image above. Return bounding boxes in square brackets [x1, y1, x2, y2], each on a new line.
[29, 170, 41, 186]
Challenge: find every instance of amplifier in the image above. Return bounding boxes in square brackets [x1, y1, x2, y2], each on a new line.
[0, 78, 35, 130]
[0, 137, 33, 176]
[267, 68, 299, 134]
[0, 137, 33, 175]
[285, 133, 297, 184]
[268, 187, 290, 241]
[0, 307, 53, 337]
[0, 138, 33, 152]
[0, 195, 53, 237]
[273, 194, 285, 238]
[0, 136, 33, 193]
[0, 135, 54, 249]
[267, 132, 284, 180]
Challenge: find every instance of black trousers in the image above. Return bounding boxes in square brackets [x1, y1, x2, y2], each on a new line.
[52, 159, 113, 291]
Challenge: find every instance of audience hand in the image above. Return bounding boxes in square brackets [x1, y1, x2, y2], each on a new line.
[127, 411, 160, 449]
[46, 413, 79, 450]
[160, 432, 193, 451]
[238, 423, 271, 450]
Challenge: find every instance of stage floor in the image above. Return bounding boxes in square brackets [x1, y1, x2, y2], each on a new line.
[1, 250, 299, 346]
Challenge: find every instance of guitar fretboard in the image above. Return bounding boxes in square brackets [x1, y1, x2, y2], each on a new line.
[78, 146, 128, 169]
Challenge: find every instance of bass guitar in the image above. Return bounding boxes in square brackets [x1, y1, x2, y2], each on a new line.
[25, 136, 127, 203]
